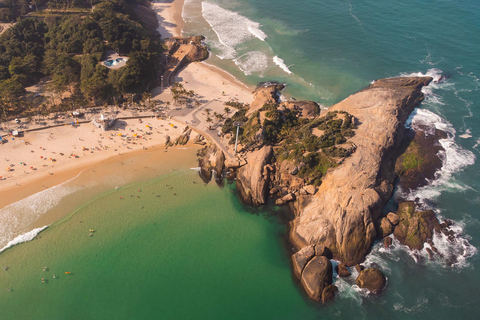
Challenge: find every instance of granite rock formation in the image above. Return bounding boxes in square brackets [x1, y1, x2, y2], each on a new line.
[292, 246, 334, 302]
[197, 144, 225, 183]
[236, 146, 274, 206]
[395, 126, 446, 191]
[289, 77, 433, 266]
[393, 201, 441, 250]
[356, 268, 387, 294]
[248, 83, 285, 115]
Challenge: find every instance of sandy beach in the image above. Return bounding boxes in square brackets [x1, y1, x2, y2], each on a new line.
[152, 0, 185, 38]
[0, 115, 187, 206]
[0, 0, 255, 246]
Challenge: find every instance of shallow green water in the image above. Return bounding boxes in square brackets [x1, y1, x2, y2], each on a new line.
[0, 169, 319, 319]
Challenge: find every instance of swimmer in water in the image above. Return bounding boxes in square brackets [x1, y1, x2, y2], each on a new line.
[43, 267, 47, 271]
[41, 278, 45, 283]
[53, 274, 56, 279]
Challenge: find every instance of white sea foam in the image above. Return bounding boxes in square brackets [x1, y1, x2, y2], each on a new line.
[400, 68, 452, 106]
[459, 129, 472, 139]
[201, 2, 271, 76]
[393, 297, 430, 314]
[0, 179, 80, 248]
[364, 75, 477, 273]
[273, 56, 292, 74]
[247, 26, 267, 41]
[233, 51, 268, 76]
[402, 108, 476, 204]
[348, 2, 363, 29]
[0, 226, 48, 254]
[201, 2, 266, 49]
[181, 0, 196, 22]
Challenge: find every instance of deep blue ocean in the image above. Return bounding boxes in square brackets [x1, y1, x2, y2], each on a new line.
[181, 0, 480, 318]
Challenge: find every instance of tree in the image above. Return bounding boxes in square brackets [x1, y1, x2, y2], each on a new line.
[224, 106, 231, 117]
[206, 116, 213, 130]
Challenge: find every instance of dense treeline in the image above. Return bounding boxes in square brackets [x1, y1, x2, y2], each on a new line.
[0, 0, 163, 118]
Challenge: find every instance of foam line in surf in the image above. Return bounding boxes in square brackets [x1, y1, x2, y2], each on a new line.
[402, 108, 476, 204]
[233, 51, 268, 76]
[273, 56, 292, 74]
[0, 173, 82, 248]
[201, 2, 267, 49]
[0, 226, 48, 253]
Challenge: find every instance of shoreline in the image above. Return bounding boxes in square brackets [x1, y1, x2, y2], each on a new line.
[0, 0, 254, 246]
[0, 115, 187, 207]
[152, 0, 186, 39]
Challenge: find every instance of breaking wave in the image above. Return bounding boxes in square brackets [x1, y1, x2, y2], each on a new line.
[402, 107, 476, 203]
[234, 51, 269, 76]
[0, 179, 80, 248]
[201, 2, 292, 77]
[202, 2, 266, 49]
[273, 56, 292, 74]
[0, 226, 48, 254]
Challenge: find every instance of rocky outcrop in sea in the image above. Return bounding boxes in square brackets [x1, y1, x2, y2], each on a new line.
[198, 76, 438, 302]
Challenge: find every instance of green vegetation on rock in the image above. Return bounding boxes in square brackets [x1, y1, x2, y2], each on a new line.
[222, 101, 357, 186]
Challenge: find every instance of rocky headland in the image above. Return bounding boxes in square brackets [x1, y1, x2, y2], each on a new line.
[197, 76, 457, 301]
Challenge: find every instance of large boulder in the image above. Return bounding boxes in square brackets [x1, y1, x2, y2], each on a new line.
[197, 145, 225, 183]
[281, 100, 321, 119]
[291, 245, 315, 279]
[336, 263, 351, 277]
[236, 146, 273, 205]
[300, 256, 333, 301]
[386, 212, 400, 226]
[393, 201, 442, 250]
[321, 284, 338, 303]
[376, 217, 393, 238]
[356, 268, 387, 294]
[395, 127, 446, 191]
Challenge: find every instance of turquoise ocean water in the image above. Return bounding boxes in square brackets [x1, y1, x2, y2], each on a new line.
[1, 0, 479, 318]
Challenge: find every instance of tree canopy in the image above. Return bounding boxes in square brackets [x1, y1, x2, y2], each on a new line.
[0, 0, 164, 117]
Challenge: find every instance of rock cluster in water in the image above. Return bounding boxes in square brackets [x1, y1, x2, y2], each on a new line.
[197, 76, 460, 302]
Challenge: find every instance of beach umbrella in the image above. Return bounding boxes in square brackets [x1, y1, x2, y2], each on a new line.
[40, 156, 43, 158]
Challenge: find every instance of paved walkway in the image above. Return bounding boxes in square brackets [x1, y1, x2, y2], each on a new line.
[2, 104, 236, 160]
